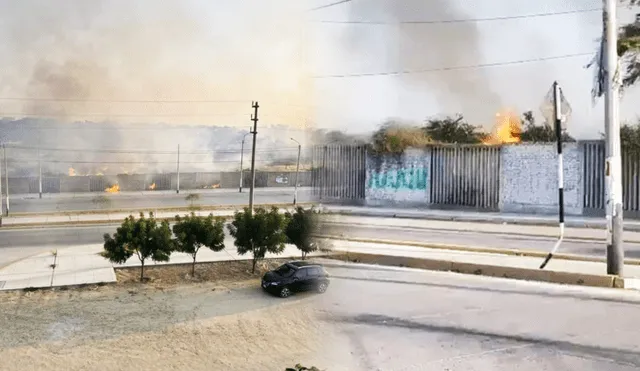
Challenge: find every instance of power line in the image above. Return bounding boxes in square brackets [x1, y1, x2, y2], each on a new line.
[0, 97, 314, 109]
[6, 144, 301, 154]
[309, 0, 351, 11]
[313, 52, 593, 78]
[314, 7, 602, 24]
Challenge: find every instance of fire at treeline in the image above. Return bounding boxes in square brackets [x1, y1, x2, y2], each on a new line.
[0, 119, 315, 180]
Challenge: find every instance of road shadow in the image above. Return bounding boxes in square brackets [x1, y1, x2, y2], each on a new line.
[322, 312, 640, 368]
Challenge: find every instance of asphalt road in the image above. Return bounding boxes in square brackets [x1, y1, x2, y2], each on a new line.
[313, 262, 640, 370]
[320, 222, 640, 259]
[5, 187, 313, 213]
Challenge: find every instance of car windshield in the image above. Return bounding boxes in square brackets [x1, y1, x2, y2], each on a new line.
[274, 264, 296, 277]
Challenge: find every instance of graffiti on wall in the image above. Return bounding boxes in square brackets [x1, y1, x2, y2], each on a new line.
[367, 166, 428, 190]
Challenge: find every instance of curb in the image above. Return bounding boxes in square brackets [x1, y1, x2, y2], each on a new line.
[314, 234, 640, 266]
[0, 203, 316, 229]
[7, 202, 316, 218]
[318, 220, 640, 244]
[326, 252, 639, 290]
[325, 210, 640, 232]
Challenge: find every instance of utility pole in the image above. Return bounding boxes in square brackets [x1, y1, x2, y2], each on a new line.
[604, 0, 624, 275]
[291, 138, 301, 205]
[0, 144, 3, 222]
[3, 144, 9, 216]
[239, 130, 251, 193]
[540, 81, 565, 269]
[248, 101, 259, 213]
[176, 144, 181, 194]
[38, 130, 42, 199]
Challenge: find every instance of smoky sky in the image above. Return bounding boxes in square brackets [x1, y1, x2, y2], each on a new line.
[342, 0, 502, 122]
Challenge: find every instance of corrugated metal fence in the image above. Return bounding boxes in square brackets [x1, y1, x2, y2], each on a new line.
[583, 140, 640, 217]
[311, 145, 367, 202]
[430, 145, 501, 210]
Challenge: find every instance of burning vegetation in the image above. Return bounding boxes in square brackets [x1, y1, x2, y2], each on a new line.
[202, 183, 221, 189]
[148, 183, 156, 190]
[105, 184, 120, 193]
[482, 111, 522, 145]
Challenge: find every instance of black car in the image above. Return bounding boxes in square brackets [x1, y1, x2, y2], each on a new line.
[261, 261, 330, 298]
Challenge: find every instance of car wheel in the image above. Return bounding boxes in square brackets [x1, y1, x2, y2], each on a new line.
[279, 286, 292, 298]
[317, 282, 328, 294]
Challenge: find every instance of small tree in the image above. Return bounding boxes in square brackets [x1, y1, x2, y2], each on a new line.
[227, 206, 287, 273]
[173, 212, 226, 276]
[284, 207, 320, 260]
[101, 212, 174, 282]
[185, 193, 201, 211]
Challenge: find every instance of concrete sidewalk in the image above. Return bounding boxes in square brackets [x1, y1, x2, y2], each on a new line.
[3, 237, 640, 292]
[321, 205, 640, 231]
[0, 241, 309, 291]
[327, 239, 640, 289]
[10, 187, 312, 200]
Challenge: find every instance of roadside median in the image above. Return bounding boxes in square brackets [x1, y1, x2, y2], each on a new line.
[0, 202, 316, 229]
[322, 238, 640, 290]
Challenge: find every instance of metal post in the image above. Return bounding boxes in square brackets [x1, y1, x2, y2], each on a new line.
[239, 131, 251, 193]
[38, 146, 42, 199]
[604, 0, 624, 275]
[248, 101, 259, 213]
[540, 81, 565, 269]
[321, 146, 327, 200]
[0, 144, 3, 221]
[291, 138, 301, 205]
[4, 145, 9, 216]
[176, 144, 180, 194]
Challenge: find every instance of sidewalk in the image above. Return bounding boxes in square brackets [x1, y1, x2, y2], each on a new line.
[321, 205, 640, 231]
[10, 187, 312, 200]
[328, 240, 640, 289]
[0, 241, 310, 291]
[3, 237, 640, 292]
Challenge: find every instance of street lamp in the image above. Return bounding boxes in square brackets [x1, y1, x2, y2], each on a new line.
[290, 137, 301, 205]
[239, 130, 252, 193]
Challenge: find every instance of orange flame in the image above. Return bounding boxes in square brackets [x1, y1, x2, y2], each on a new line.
[68, 167, 77, 176]
[482, 111, 522, 145]
[105, 184, 120, 193]
[202, 183, 221, 189]
[148, 183, 156, 190]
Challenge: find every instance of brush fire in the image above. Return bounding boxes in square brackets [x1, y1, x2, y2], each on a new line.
[105, 184, 120, 193]
[202, 183, 221, 189]
[482, 111, 522, 145]
[68, 167, 77, 177]
[148, 183, 156, 190]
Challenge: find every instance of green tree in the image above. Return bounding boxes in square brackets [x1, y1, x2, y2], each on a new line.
[227, 206, 287, 273]
[284, 207, 320, 260]
[185, 193, 201, 211]
[101, 212, 174, 282]
[519, 110, 575, 143]
[424, 114, 485, 144]
[618, 1, 640, 87]
[370, 120, 432, 153]
[173, 212, 226, 277]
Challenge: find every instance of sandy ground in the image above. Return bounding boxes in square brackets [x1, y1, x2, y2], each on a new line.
[0, 279, 351, 371]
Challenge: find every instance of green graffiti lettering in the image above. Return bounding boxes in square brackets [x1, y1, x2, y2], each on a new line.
[367, 166, 428, 191]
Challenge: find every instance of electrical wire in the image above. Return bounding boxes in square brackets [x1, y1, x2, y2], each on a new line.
[5, 144, 301, 154]
[6, 159, 279, 164]
[314, 7, 603, 24]
[309, 0, 351, 11]
[314, 52, 593, 78]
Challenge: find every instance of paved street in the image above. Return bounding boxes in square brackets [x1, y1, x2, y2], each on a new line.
[314, 262, 640, 370]
[321, 221, 640, 259]
[5, 187, 313, 213]
[2, 261, 640, 370]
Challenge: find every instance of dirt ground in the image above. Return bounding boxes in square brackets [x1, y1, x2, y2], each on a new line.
[115, 258, 291, 286]
[0, 258, 353, 370]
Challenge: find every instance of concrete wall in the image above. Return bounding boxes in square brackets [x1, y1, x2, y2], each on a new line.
[499, 143, 583, 215]
[365, 148, 431, 206]
[60, 176, 90, 193]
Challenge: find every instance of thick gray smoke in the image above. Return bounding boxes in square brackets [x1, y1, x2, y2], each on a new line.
[342, 0, 503, 123]
[0, 0, 314, 175]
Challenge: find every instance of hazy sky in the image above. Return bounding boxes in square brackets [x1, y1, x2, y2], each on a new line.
[0, 0, 638, 139]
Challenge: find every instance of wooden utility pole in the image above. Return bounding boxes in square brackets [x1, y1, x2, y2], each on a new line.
[248, 101, 259, 213]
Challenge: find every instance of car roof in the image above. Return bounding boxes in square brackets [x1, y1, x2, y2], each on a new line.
[287, 261, 322, 268]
